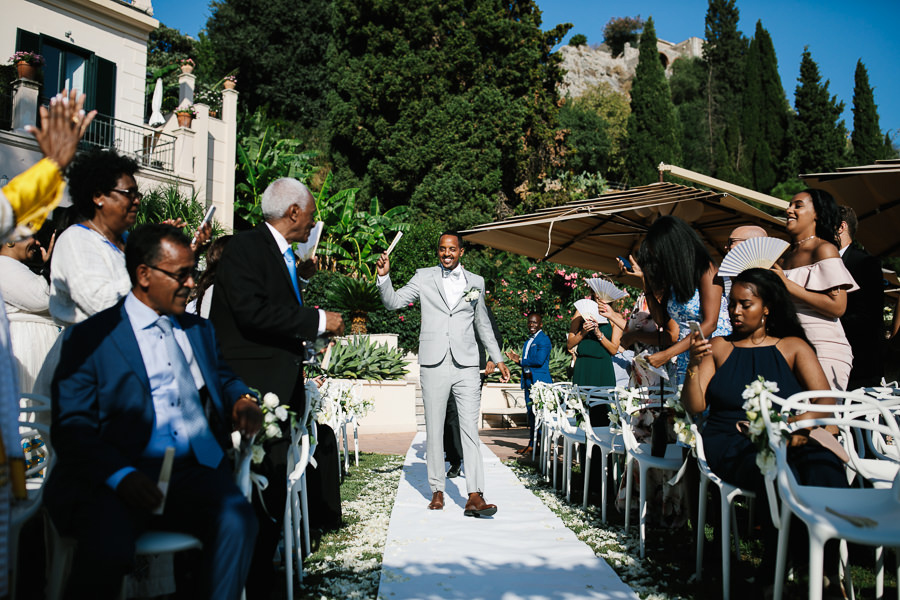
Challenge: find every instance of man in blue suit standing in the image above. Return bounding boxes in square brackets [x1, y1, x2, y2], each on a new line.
[45, 224, 262, 599]
[505, 312, 552, 454]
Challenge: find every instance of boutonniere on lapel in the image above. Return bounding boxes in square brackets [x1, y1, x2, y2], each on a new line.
[462, 287, 481, 303]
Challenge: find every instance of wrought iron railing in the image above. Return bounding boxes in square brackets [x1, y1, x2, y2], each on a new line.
[80, 112, 176, 173]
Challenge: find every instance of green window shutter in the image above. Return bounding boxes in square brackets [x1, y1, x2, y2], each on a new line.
[94, 56, 116, 118]
[15, 29, 40, 53]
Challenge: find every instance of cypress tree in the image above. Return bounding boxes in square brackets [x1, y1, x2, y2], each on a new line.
[850, 59, 882, 166]
[703, 0, 746, 179]
[741, 21, 789, 192]
[787, 48, 847, 175]
[625, 16, 681, 186]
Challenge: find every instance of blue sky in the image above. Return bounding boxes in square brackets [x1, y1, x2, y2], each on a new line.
[151, 0, 899, 147]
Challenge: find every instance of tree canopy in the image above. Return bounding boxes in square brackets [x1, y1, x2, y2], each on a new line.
[850, 59, 883, 166]
[327, 0, 571, 230]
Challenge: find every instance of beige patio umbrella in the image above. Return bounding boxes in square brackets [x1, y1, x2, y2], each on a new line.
[461, 180, 786, 274]
[800, 159, 900, 258]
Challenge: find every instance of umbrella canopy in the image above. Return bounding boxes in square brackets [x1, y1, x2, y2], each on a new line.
[148, 77, 165, 128]
[800, 159, 900, 258]
[461, 181, 786, 274]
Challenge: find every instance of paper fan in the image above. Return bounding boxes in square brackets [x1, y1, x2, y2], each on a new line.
[718, 237, 789, 277]
[584, 278, 629, 303]
[574, 298, 607, 324]
[294, 221, 323, 261]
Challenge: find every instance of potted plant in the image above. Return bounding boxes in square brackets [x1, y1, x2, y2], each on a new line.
[178, 58, 195, 74]
[9, 51, 44, 81]
[223, 75, 237, 90]
[174, 105, 196, 127]
[327, 275, 382, 335]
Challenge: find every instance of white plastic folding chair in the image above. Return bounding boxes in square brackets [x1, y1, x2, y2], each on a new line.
[621, 391, 684, 558]
[760, 389, 900, 600]
[691, 421, 757, 600]
[575, 386, 623, 520]
[548, 382, 575, 489]
[284, 398, 317, 598]
[557, 388, 587, 502]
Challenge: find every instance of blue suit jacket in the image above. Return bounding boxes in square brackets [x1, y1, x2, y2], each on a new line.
[520, 330, 552, 391]
[47, 298, 251, 493]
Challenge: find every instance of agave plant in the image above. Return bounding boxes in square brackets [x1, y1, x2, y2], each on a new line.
[324, 337, 409, 381]
[327, 275, 382, 335]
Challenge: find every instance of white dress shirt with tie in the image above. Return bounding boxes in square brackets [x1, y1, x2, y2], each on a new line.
[264, 222, 327, 335]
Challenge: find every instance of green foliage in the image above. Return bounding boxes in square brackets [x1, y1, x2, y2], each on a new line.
[134, 184, 225, 239]
[483, 345, 570, 384]
[670, 57, 710, 175]
[145, 25, 197, 119]
[206, 0, 332, 129]
[559, 98, 612, 176]
[625, 17, 681, 186]
[326, 275, 381, 314]
[703, 0, 748, 184]
[770, 178, 807, 202]
[565, 83, 631, 182]
[234, 109, 317, 228]
[327, 0, 571, 230]
[569, 34, 588, 47]
[314, 173, 409, 278]
[851, 60, 883, 166]
[324, 337, 409, 381]
[787, 47, 847, 175]
[602, 16, 643, 58]
[740, 21, 790, 192]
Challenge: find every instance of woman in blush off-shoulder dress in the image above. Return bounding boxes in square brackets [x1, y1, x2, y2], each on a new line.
[774, 189, 857, 390]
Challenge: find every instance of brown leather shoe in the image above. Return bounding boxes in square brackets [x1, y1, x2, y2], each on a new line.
[427, 491, 444, 510]
[515, 445, 533, 455]
[464, 492, 497, 517]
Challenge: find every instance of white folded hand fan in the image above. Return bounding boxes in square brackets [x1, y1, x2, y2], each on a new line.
[584, 278, 629, 303]
[574, 298, 607, 324]
[718, 237, 789, 277]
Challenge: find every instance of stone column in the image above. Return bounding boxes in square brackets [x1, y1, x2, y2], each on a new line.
[178, 72, 195, 110]
[11, 79, 41, 132]
[220, 88, 239, 231]
[174, 127, 195, 181]
[192, 103, 209, 206]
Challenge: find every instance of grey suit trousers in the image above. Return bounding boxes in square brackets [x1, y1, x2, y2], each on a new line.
[421, 354, 484, 494]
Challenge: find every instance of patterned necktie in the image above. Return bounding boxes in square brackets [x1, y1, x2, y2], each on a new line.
[283, 247, 303, 305]
[156, 316, 223, 469]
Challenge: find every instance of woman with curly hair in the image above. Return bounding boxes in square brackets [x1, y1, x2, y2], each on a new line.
[633, 215, 731, 384]
[48, 148, 140, 325]
[774, 189, 857, 390]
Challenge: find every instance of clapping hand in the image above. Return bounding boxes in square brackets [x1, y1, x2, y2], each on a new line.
[26, 88, 97, 170]
[504, 350, 521, 364]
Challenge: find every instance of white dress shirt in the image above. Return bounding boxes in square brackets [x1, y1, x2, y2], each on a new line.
[264, 222, 326, 335]
[106, 293, 208, 489]
[441, 264, 467, 307]
[523, 330, 540, 360]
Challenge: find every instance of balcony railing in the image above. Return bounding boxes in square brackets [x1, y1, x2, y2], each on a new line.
[81, 112, 176, 173]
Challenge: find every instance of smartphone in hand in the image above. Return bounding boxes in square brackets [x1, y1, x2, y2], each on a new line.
[687, 320, 705, 340]
[191, 205, 216, 245]
[617, 255, 633, 272]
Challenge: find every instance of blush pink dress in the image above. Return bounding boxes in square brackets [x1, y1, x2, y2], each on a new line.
[782, 257, 858, 390]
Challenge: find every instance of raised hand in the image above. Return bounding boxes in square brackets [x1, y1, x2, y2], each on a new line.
[25, 88, 97, 170]
[376, 251, 390, 277]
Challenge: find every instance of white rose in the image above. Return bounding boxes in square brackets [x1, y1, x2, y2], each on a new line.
[275, 406, 289, 421]
[263, 393, 280, 409]
[266, 423, 282, 439]
[264, 410, 277, 424]
[756, 450, 777, 477]
[251, 444, 266, 464]
[748, 419, 766, 437]
[231, 430, 242, 449]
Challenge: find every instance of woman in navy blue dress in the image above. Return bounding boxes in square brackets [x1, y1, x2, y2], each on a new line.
[680, 268, 848, 596]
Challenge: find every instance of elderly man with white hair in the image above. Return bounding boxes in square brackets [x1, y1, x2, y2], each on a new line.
[209, 177, 344, 599]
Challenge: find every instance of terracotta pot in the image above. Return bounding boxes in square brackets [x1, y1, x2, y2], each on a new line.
[16, 61, 39, 81]
[176, 113, 193, 128]
[223, 80, 236, 90]
[208, 110, 218, 118]
[180, 64, 194, 74]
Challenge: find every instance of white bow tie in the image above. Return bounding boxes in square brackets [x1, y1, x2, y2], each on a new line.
[442, 268, 461, 280]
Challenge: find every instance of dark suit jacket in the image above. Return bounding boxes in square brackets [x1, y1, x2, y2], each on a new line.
[210, 224, 320, 405]
[841, 245, 884, 386]
[46, 299, 250, 498]
[520, 330, 552, 391]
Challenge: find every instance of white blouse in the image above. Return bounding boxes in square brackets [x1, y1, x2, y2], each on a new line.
[49, 224, 131, 326]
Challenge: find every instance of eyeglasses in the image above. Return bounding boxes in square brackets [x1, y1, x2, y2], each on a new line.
[147, 264, 194, 285]
[109, 188, 143, 201]
[726, 238, 746, 249]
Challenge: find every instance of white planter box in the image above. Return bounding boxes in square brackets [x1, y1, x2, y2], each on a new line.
[480, 382, 527, 429]
[338, 378, 418, 434]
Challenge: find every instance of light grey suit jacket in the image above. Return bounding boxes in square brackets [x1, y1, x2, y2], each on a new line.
[378, 266, 503, 367]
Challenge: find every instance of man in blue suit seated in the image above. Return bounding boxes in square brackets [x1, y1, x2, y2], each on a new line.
[45, 224, 262, 599]
[505, 312, 552, 454]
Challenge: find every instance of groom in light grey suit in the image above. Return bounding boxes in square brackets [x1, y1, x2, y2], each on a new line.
[376, 233, 510, 516]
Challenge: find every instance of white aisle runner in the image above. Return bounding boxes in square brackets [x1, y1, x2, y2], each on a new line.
[377, 432, 639, 600]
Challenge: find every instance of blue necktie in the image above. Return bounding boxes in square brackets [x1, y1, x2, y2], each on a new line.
[156, 316, 223, 469]
[283, 247, 303, 305]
